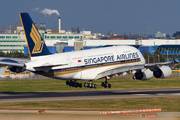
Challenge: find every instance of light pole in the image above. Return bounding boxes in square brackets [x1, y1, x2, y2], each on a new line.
[148, 56, 150, 63]
[155, 54, 160, 62]
[166, 50, 169, 61]
[157, 55, 160, 62]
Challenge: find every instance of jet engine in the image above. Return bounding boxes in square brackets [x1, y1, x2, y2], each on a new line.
[153, 66, 172, 78]
[7, 66, 25, 73]
[134, 69, 153, 80]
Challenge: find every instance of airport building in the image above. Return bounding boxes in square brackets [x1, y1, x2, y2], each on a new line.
[1, 16, 180, 79]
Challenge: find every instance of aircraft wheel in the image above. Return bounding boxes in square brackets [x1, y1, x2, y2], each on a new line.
[66, 81, 69, 85]
[105, 83, 108, 87]
[94, 84, 97, 89]
[69, 81, 72, 86]
[75, 83, 79, 88]
[79, 83, 82, 88]
[101, 82, 104, 87]
[84, 83, 88, 87]
[108, 84, 111, 88]
[91, 83, 94, 88]
[72, 82, 75, 87]
[88, 83, 92, 88]
[133, 76, 136, 80]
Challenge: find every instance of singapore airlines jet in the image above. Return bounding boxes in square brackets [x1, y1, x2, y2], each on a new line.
[0, 13, 175, 88]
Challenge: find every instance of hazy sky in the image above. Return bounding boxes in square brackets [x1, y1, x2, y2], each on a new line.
[0, 0, 180, 35]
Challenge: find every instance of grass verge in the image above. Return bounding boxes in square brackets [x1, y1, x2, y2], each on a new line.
[0, 77, 180, 92]
[0, 97, 180, 112]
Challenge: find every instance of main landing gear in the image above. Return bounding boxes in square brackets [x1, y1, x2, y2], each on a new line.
[66, 80, 82, 88]
[84, 81, 97, 89]
[101, 77, 111, 88]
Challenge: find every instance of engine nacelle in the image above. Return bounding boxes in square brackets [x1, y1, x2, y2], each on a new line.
[153, 66, 172, 78]
[134, 69, 153, 80]
[8, 66, 25, 73]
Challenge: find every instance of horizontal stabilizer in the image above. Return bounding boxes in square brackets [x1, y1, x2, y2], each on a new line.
[0, 61, 25, 67]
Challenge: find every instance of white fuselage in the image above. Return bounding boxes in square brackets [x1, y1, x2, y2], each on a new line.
[25, 46, 145, 80]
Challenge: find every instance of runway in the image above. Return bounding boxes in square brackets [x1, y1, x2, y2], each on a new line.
[0, 88, 180, 103]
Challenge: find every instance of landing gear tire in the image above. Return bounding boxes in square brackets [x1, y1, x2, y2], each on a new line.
[105, 83, 108, 87]
[108, 84, 111, 88]
[101, 82, 104, 87]
[88, 83, 92, 88]
[66, 81, 69, 85]
[101, 78, 111, 88]
[91, 83, 95, 88]
[79, 83, 82, 88]
[67, 80, 82, 88]
[75, 83, 79, 88]
[69, 81, 72, 87]
[84, 83, 88, 87]
[94, 84, 97, 88]
[84, 82, 97, 89]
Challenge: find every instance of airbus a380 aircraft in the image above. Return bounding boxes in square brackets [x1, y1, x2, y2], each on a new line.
[0, 13, 175, 88]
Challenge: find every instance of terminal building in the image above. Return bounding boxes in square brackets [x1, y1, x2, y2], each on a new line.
[1, 28, 180, 62]
[1, 16, 179, 62]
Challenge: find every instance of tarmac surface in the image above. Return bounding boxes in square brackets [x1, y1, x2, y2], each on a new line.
[0, 109, 180, 119]
[0, 88, 180, 103]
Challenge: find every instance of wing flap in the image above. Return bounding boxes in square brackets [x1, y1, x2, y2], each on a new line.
[33, 63, 68, 68]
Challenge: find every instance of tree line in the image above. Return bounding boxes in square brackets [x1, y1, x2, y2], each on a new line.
[143, 50, 166, 63]
[0, 51, 29, 58]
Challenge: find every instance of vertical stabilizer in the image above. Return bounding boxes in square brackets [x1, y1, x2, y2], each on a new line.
[19, 13, 51, 58]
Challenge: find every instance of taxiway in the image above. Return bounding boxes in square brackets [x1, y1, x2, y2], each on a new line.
[0, 88, 180, 103]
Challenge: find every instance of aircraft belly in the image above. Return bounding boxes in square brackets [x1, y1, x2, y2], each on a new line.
[53, 72, 78, 80]
[72, 71, 82, 80]
[81, 67, 110, 80]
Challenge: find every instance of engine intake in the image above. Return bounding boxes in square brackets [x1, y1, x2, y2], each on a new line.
[8, 66, 25, 73]
[134, 68, 153, 80]
[153, 66, 172, 78]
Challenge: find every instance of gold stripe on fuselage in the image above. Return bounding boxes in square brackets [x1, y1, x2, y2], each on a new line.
[37, 59, 141, 76]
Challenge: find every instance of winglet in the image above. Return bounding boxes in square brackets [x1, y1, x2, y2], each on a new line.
[19, 13, 51, 58]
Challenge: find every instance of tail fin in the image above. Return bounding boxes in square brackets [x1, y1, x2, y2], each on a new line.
[19, 13, 51, 58]
[172, 57, 178, 66]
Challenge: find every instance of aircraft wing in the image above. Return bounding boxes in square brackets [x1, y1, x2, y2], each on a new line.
[0, 57, 30, 67]
[144, 62, 172, 71]
[145, 57, 179, 70]
[95, 59, 178, 80]
[145, 61, 172, 67]
[95, 65, 144, 80]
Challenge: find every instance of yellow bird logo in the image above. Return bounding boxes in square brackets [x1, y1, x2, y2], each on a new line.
[30, 24, 44, 54]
